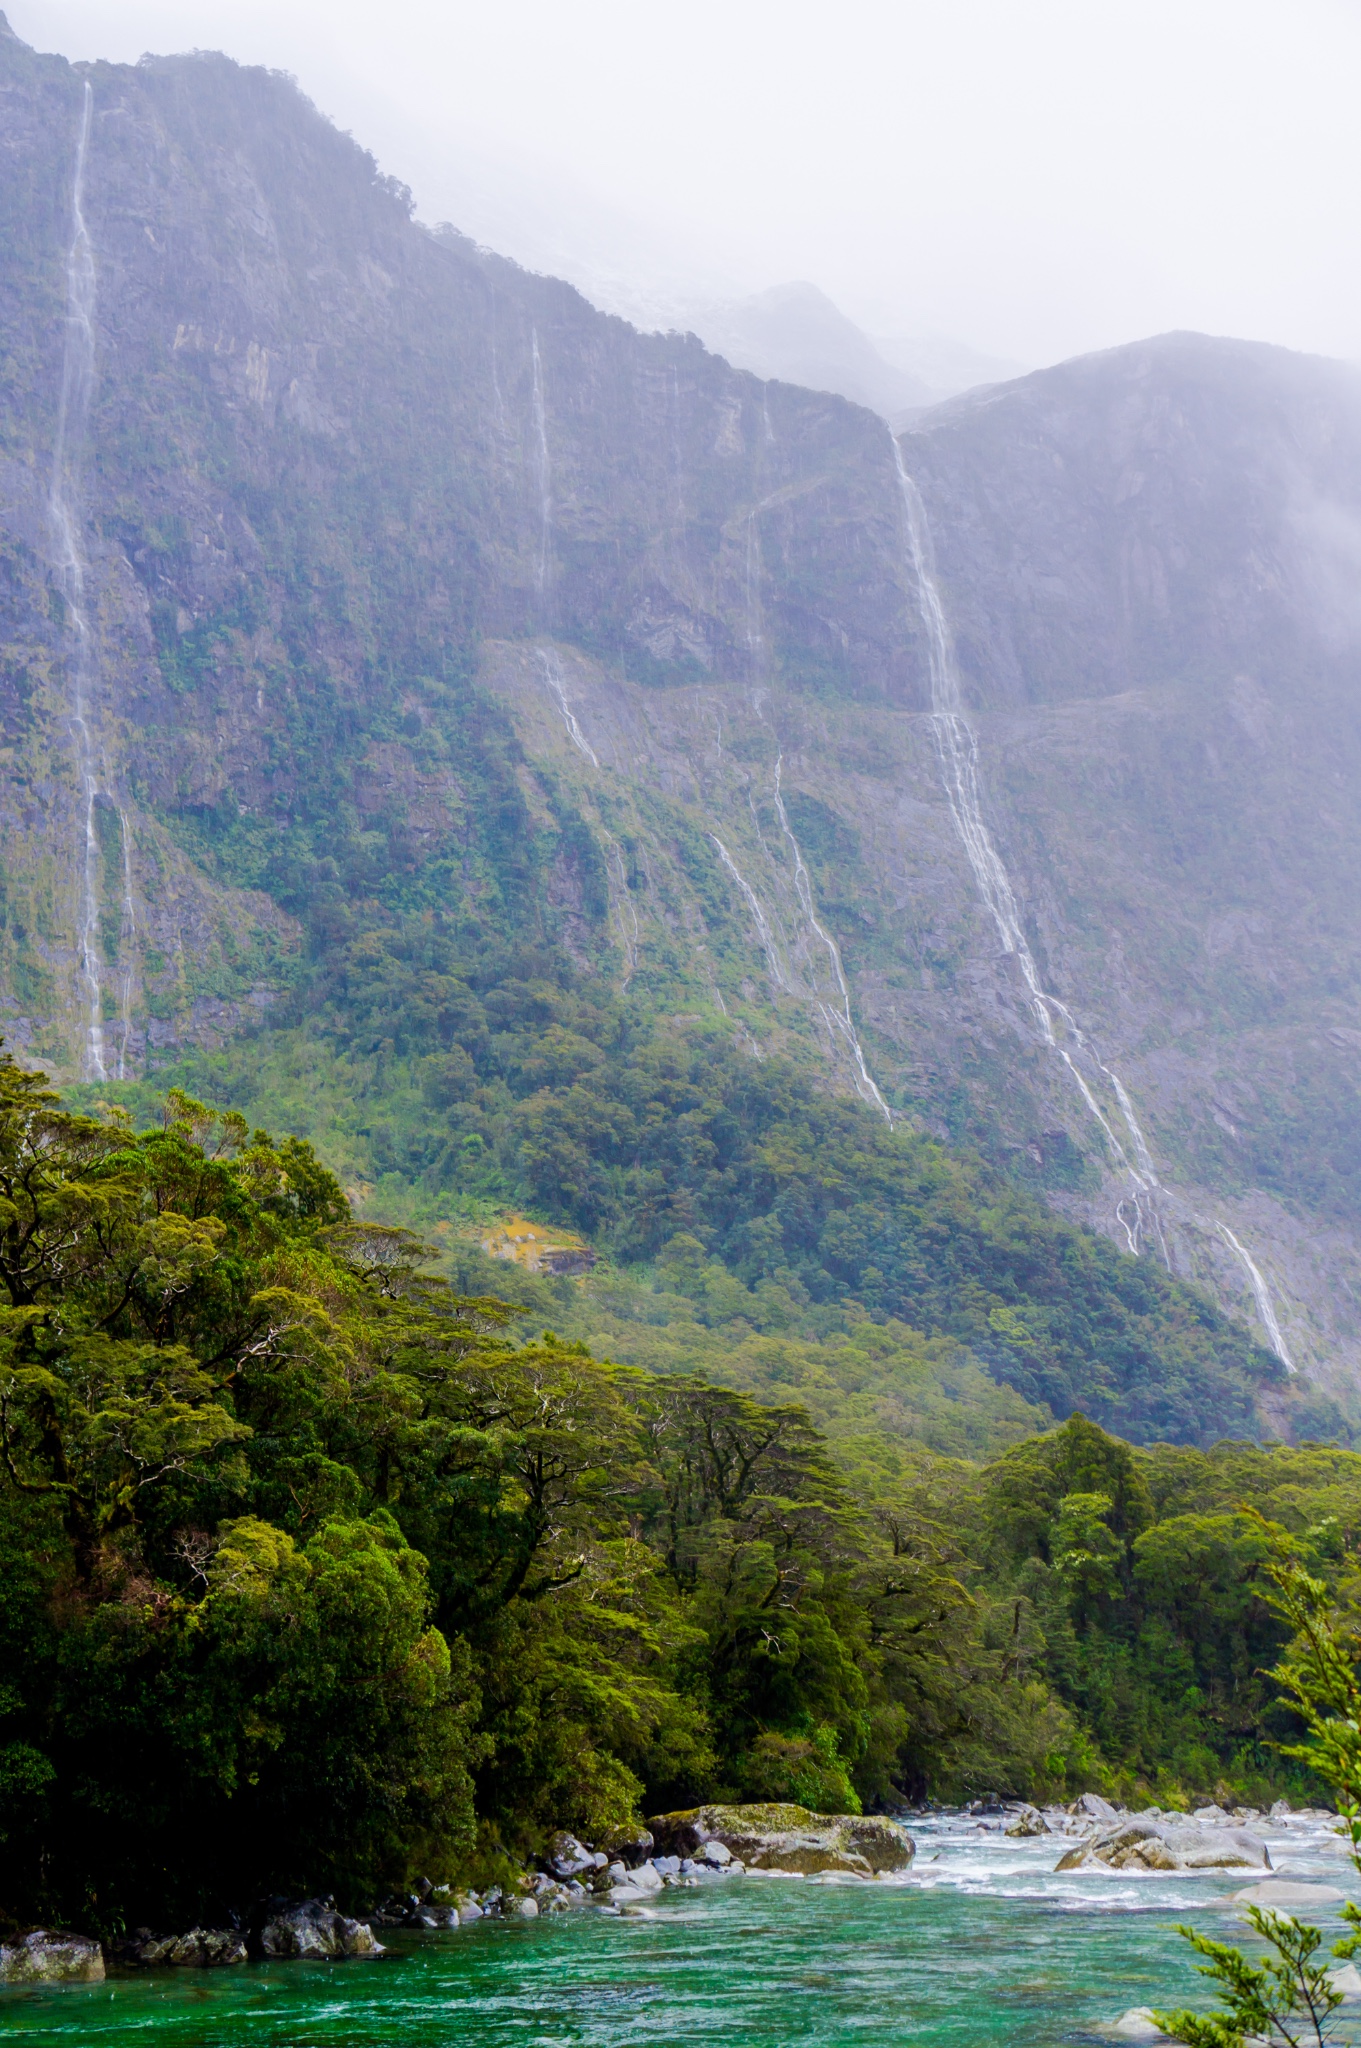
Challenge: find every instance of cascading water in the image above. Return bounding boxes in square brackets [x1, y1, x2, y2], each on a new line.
[537, 647, 598, 767]
[732, 497, 890, 1117]
[891, 436, 1294, 1369]
[535, 647, 639, 981]
[530, 329, 552, 596]
[710, 834, 790, 994]
[48, 82, 111, 1083]
[772, 759, 891, 1122]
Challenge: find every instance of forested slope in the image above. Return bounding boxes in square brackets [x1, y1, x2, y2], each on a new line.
[0, 1050, 1355, 1935]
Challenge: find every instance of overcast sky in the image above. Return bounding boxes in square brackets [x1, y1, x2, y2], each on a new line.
[10, 0, 1361, 369]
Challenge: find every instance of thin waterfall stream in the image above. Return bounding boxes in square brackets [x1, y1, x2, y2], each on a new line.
[48, 82, 135, 1082]
[891, 437, 1294, 1369]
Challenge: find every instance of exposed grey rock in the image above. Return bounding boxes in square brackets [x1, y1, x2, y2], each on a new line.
[515, 1897, 539, 1919]
[1073, 1793, 1119, 1821]
[545, 1831, 597, 1880]
[599, 1822, 655, 1866]
[648, 1803, 914, 1876]
[1058, 1818, 1271, 1873]
[114, 1926, 246, 1968]
[1107, 2011, 1172, 2042]
[1005, 1805, 1052, 1837]
[0, 1930, 105, 1984]
[1232, 1879, 1345, 1911]
[254, 1898, 384, 1960]
[698, 1841, 732, 1866]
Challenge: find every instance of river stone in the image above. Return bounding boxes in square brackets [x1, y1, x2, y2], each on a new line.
[545, 1832, 597, 1879]
[647, 1804, 914, 1876]
[1057, 1818, 1271, 1873]
[0, 1931, 105, 1984]
[1073, 1793, 1119, 1822]
[254, 1898, 384, 1959]
[599, 1822, 655, 1866]
[1005, 1805, 1052, 1837]
[1108, 2010, 1171, 2041]
[115, 1926, 246, 1968]
[1232, 1880, 1346, 1911]
[1332, 1962, 1361, 1997]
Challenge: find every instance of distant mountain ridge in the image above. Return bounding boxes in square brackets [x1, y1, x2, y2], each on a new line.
[0, 19, 1358, 1431]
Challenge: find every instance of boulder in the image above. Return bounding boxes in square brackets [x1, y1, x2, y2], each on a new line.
[544, 1832, 597, 1880]
[1072, 1793, 1119, 1822]
[114, 1926, 246, 1968]
[647, 1803, 914, 1876]
[599, 1822, 655, 1867]
[0, 1930, 105, 1985]
[253, 1898, 384, 1959]
[1231, 1880, 1345, 1912]
[1005, 1805, 1052, 1838]
[1107, 2010, 1171, 2041]
[1057, 1818, 1271, 1874]
[515, 1897, 539, 1919]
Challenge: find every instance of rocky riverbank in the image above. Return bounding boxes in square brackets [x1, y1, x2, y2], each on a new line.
[0, 1802, 916, 1987]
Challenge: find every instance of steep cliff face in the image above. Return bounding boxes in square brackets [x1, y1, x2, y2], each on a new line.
[2, 23, 1359, 1414]
[895, 341, 1361, 1386]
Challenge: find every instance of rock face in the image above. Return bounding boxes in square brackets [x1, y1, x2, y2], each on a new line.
[1056, 1818, 1271, 1873]
[648, 1803, 914, 1875]
[5, 25, 1361, 1408]
[252, 1898, 384, 1959]
[0, 1930, 105, 1983]
[113, 1926, 246, 1968]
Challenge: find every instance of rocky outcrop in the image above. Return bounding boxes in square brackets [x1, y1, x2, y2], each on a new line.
[648, 1803, 914, 1875]
[113, 1926, 246, 1968]
[0, 1930, 105, 1983]
[1056, 1817, 1270, 1873]
[251, 1898, 384, 1959]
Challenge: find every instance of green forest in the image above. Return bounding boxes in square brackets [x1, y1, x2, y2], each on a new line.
[4, 1043, 1360, 1939]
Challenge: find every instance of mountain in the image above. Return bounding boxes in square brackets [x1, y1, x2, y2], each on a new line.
[0, 22, 1353, 1439]
[681, 283, 934, 416]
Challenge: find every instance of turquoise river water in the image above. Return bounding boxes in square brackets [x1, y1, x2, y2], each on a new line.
[3, 1817, 1359, 2047]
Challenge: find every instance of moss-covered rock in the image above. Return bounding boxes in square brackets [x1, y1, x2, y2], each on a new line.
[647, 1803, 914, 1875]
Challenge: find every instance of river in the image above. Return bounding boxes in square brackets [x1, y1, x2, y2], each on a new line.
[1, 1814, 1356, 2045]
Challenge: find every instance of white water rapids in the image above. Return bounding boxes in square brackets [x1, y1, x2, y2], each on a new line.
[891, 438, 1294, 1369]
[48, 84, 134, 1082]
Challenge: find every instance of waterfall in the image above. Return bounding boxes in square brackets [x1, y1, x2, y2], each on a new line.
[710, 835, 790, 993]
[891, 435, 1294, 1369]
[48, 82, 111, 1083]
[530, 329, 552, 595]
[772, 759, 891, 1123]
[537, 647, 599, 767]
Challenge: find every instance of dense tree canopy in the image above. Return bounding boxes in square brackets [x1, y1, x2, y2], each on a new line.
[2, 1048, 1358, 1937]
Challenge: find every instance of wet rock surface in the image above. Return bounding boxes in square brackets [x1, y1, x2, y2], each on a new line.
[648, 1802, 915, 1875]
[112, 1926, 246, 1968]
[0, 1930, 105, 1983]
[1055, 1817, 1270, 1873]
[252, 1898, 384, 1960]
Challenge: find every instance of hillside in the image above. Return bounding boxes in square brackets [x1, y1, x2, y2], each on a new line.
[0, 21, 1351, 1438]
